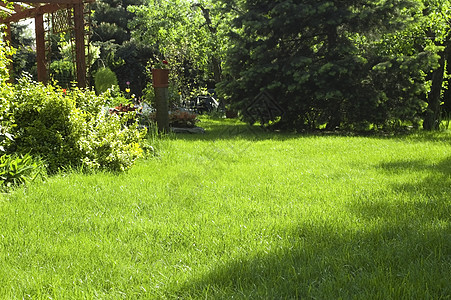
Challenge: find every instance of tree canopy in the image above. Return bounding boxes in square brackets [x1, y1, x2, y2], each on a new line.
[217, 0, 447, 131]
[4, 0, 451, 131]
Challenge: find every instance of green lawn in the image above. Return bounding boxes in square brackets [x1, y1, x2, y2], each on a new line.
[1, 117, 450, 299]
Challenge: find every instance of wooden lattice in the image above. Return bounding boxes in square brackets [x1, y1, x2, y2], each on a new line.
[0, 0, 93, 87]
[51, 8, 72, 34]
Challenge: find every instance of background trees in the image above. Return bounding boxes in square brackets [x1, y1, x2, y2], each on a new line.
[4, 0, 450, 131]
[129, 0, 230, 97]
[419, 0, 451, 130]
[218, 0, 448, 131]
[91, 0, 153, 97]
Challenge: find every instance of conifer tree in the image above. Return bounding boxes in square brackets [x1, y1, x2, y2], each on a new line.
[219, 0, 439, 130]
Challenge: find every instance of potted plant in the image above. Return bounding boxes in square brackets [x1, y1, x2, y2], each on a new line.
[151, 59, 169, 88]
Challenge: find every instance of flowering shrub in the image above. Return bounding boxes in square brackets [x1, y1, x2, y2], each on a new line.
[79, 112, 145, 172]
[6, 76, 146, 173]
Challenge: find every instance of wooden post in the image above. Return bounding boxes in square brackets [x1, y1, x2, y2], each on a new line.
[154, 87, 170, 133]
[152, 69, 170, 133]
[35, 13, 47, 84]
[4, 22, 11, 44]
[73, 1, 86, 88]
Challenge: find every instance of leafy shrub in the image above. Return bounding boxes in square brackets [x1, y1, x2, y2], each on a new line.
[0, 40, 14, 85]
[0, 85, 14, 153]
[66, 87, 107, 120]
[79, 112, 145, 172]
[50, 60, 75, 89]
[0, 125, 13, 153]
[94, 67, 119, 94]
[0, 153, 45, 191]
[6, 76, 146, 173]
[8, 77, 84, 173]
[100, 85, 131, 107]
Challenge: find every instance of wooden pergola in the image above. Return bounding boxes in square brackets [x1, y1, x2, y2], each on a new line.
[0, 0, 93, 87]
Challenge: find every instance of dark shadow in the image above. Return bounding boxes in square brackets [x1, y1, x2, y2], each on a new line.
[170, 118, 384, 143]
[403, 131, 451, 144]
[170, 118, 296, 142]
[377, 156, 451, 199]
[171, 221, 450, 299]
[170, 117, 451, 144]
[165, 156, 451, 298]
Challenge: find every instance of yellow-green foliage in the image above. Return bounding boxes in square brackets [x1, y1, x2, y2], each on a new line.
[79, 112, 146, 172]
[94, 67, 119, 94]
[0, 40, 14, 85]
[6, 76, 145, 173]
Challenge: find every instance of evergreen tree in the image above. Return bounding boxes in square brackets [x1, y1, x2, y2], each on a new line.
[219, 0, 438, 130]
[91, 0, 153, 96]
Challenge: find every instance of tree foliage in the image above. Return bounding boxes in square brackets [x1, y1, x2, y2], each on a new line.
[218, 0, 444, 131]
[419, 0, 451, 130]
[129, 0, 231, 95]
[91, 0, 153, 97]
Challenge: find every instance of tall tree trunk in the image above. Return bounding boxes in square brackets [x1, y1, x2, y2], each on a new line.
[424, 43, 449, 130]
[442, 42, 451, 115]
[212, 56, 222, 84]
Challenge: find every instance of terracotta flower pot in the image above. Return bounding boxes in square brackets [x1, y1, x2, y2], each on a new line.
[152, 69, 169, 88]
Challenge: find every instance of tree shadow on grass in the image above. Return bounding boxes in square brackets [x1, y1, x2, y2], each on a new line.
[171, 221, 449, 299]
[173, 117, 451, 145]
[403, 131, 451, 145]
[377, 156, 451, 201]
[167, 157, 451, 299]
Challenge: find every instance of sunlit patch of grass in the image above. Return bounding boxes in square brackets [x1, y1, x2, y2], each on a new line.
[0, 117, 450, 298]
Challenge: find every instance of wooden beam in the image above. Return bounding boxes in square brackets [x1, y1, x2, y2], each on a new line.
[0, 3, 68, 23]
[0, 5, 15, 15]
[35, 13, 47, 83]
[8, 0, 92, 4]
[0, 1, 32, 13]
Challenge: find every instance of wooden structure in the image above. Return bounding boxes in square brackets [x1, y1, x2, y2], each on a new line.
[0, 0, 92, 87]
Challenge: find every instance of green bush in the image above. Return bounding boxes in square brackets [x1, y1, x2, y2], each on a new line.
[50, 60, 75, 89]
[100, 85, 131, 107]
[1, 84, 14, 153]
[0, 40, 14, 86]
[79, 112, 145, 172]
[8, 77, 83, 173]
[66, 87, 107, 121]
[94, 67, 119, 94]
[0, 125, 13, 153]
[6, 76, 146, 173]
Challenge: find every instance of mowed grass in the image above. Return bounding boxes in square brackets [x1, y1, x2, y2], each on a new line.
[0, 117, 450, 299]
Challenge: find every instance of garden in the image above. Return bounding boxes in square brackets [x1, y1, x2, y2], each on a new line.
[1, 0, 451, 298]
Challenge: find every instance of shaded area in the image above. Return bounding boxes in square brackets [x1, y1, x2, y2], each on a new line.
[173, 117, 451, 144]
[170, 156, 451, 298]
[172, 222, 450, 299]
[377, 156, 451, 199]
